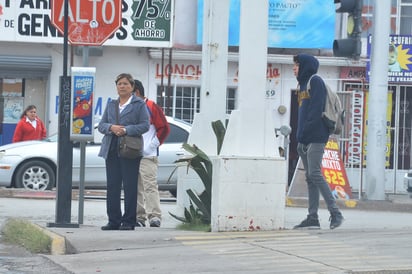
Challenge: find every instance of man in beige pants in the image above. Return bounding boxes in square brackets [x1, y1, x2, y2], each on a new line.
[134, 80, 170, 227]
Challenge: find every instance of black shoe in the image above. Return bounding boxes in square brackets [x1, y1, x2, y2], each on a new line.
[293, 216, 320, 230]
[329, 213, 344, 229]
[119, 224, 135, 230]
[101, 224, 119, 230]
[136, 219, 146, 227]
[149, 217, 161, 227]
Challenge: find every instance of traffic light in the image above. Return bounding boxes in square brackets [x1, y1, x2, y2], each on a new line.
[333, 0, 363, 60]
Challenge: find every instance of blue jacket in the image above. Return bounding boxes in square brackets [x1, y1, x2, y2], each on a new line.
[98, 95, 150, 159]
[295, 54, 329, 145]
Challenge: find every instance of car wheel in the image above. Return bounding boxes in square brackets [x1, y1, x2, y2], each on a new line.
[14, 160, 55, 191]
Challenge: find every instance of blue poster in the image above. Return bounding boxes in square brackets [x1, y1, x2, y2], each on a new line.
[366, 35, 412, 83]
[70, 67, 96, 141]
[197, 0, 335, 49]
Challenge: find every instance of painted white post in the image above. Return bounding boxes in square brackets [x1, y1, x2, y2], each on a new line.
[176, 0, 230, 216]
[187, 0, 230, 154]
[211, 0, 286, 231]
[365, 0, 391, 200]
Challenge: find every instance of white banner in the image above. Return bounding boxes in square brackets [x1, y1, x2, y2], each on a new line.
[0, 0, 173, 47]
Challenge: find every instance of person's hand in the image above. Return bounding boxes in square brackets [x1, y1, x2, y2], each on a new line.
[111, 125, 126, 136]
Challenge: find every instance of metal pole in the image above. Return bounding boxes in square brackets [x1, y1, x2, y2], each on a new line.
[48, 0, 77, 228]
[365, 0, 391, 200]
[78, 46, 90, 225]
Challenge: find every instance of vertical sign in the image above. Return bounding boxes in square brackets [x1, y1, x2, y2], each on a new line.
[347, 90, 364, 166]
[322, 138, 352, 200]
[70, 67, 96, 141]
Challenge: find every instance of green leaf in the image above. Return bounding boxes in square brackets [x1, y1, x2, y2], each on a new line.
[212, 120, 226, 155]
[187, 189, 211, 223]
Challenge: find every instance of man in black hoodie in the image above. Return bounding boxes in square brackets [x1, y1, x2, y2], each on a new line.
[292, 54, 344, 230]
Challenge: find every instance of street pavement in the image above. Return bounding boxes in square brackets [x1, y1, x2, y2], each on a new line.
[1, 188, 412, 274]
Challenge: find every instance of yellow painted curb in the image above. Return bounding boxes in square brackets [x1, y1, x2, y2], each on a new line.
[344, 200, 358, 208]
[285, 197, 295, 206]
[31, 223, 66, 255]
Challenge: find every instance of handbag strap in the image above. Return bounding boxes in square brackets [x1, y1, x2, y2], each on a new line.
[115, 100, 120, 124]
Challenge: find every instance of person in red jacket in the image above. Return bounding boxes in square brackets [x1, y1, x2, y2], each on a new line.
[134, 79, 170, 227]
[12, 105, 47, 143]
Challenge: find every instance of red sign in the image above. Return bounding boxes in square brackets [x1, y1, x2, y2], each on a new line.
[322, 138, 352, 200]
[51, 0, 122, 46]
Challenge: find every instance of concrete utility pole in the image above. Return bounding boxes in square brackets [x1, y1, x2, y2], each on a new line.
[365, 1, 391, 200]
[211, 0, 286, 231]
[187, 0, 230, 155]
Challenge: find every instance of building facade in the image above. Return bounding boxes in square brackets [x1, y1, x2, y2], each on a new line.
[1, 0, 411, 194]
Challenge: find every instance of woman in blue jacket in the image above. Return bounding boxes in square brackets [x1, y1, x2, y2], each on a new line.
[98, 73, 149, 230]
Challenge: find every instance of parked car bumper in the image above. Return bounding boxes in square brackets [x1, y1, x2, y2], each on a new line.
[404, 170, 412, 197]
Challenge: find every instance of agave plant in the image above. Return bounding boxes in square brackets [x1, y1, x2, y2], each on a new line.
[169, 120, 227, 226]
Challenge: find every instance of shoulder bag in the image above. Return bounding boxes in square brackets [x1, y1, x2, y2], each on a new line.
[116, 101, 143, 159]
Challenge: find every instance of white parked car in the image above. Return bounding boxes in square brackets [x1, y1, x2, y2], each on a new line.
[404, 170, 412, 198]
[0, 116, 191, 197]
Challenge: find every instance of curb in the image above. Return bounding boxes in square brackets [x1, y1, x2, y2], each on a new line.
[31, 223, 68, 255]
[286, 196, 412, 212]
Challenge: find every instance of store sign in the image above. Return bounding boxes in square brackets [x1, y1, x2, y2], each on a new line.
[366, 34, 412, 83]
[197, 0, 335, 49]
[70, 67, 95, 141]
[0, 0, 173, 47]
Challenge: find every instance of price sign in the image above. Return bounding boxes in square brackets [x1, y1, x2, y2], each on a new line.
[131, 0, 173, 44]
[322, 138, 352, 200]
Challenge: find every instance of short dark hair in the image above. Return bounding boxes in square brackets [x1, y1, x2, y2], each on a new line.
[115, 73, 134, 87]
[293, 55, 299, 64]
[134, 79, 145, 96]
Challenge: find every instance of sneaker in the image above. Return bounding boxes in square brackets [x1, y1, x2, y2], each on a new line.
[136, 219, 146, 227]
[293, 217, 321, 230]
[329, 213, 344, 229]
[149, 217, 161, 227]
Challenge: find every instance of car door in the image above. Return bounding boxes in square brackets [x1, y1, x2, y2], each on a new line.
[157, 122, 189, 184]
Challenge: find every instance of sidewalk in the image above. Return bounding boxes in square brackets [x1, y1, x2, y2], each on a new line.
[2, 188, 412, 273]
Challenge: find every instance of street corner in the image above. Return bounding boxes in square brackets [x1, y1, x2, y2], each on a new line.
[32, 223, 70, 255]
[1, 218, 70, 255]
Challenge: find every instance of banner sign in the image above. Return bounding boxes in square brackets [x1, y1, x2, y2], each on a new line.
[0, 0, 173, 47]
[70, 67, 95, 141]
[197, 0, 335, 49]
[322, 138, 352, 200]
[367, 35, 412, 83]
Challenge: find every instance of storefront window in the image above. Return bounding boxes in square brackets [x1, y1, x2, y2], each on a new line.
[156, 85, 236, 123]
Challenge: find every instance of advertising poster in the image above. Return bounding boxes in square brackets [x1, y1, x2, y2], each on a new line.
[288, 138, 352, 200]
[321, 138, 352, 200]
[3, 97, 24, 123]
[197, 0, 335, 49]
[70, 67, 95, 141]
[367, 35, 412, 83]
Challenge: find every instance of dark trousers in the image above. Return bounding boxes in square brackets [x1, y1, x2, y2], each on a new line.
[105, 152, 141, 227]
